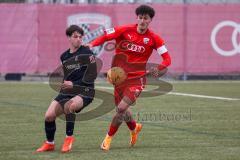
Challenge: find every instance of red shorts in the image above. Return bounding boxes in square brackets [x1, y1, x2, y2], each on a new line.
[114, 77, 146, 106]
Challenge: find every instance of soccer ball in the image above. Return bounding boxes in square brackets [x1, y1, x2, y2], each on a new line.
[107, 67, 127, 85]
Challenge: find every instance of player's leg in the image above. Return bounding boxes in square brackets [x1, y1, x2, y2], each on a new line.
[61, 96, 83, 153]
[117, 93, 142, 147]
[61, 95, 93, 153]
[63, 95, 84, 114]
[123, 80, 144, 147]
[124, 108, 136, 130]
[64, 95, 86, 137]
[101, 95, 131, 151]
[45, 100, 64, 142]
[124, 108, 142, 147]
[36, 100, 64, 152]
[63, 95, 86, 141]
[101, 78, 144, 150]
[100, 86, 123, 150]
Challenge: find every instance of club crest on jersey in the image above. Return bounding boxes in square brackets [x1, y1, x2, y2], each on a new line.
[143, 38, 150, 44]
[105, 28, 115, 34]
[89, 55, 96, 63]
[67, 13, 112, 56]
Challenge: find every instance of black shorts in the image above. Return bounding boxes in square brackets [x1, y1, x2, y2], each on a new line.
[54, 94, 94, 113]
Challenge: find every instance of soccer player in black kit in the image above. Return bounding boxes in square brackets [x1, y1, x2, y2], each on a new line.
[36, 25, 97, 153]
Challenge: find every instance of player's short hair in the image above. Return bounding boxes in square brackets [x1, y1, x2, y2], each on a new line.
[135, 5, 155, 19]
[66, 25, 84, 37]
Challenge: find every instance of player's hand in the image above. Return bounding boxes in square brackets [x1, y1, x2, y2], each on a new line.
[84, 43, 93, 50]
[149, 67, 160, 78]
[147, 64, 168, 78]
[147, 67, 164, 78]
[61, 80, 73, 90]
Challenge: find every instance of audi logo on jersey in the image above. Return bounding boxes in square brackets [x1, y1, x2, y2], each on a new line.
[119, 40, 145, 53]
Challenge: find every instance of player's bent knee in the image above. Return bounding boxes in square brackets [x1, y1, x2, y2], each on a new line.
[116, 103, 129, 114]
[122, 96, 135, 106]
[114, 113, 125, 123]
[69, 103, 77, 113]
[68, 102, 82, 113]
[45, 112, 56, 122]
[116, 107, 127, 114]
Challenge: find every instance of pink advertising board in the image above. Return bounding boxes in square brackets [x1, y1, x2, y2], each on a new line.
[0, 4, 239, 74]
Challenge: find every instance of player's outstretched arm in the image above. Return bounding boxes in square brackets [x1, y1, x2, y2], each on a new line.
[90, 26, 125, 47]
[90, 34, 109, 47]
[158, 52, 171, 70]
[150, 34, 172, 77]
[148, 52, 171, 78]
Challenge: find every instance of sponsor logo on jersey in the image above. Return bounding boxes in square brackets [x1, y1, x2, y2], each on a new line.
[106, 28, 115, 34]
[128, 34, 132, 39]
[119, 41, 145, 53]
[66, 64, 80, 70]
[143, 38, 149, 44]
[89, 55, 96, 63]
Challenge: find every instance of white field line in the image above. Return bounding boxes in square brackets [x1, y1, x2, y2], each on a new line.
[6, 82, 238, 101]
[96, 86, 240, 101]
[167, 92, 239, 101]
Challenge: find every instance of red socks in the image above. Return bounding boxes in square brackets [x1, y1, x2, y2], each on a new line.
[107, 120, 136, 136]
[108, 124, 119, 136]
[126, 120, 136, 131]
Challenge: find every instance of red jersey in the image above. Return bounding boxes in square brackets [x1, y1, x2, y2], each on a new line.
[91, 24, 169, 79]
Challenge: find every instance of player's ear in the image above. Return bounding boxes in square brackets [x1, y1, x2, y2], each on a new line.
[136, 15, 141, 20]
[148, 17, 152, 23]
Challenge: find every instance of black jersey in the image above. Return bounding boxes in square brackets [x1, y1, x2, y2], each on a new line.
[60, 46, 97, 89]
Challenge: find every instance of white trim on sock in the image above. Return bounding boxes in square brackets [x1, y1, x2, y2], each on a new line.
[46, 141, 54, 144]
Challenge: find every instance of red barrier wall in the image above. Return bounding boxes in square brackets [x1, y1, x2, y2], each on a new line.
[0, 4, 239, 74]
[0, 4, 38, 73]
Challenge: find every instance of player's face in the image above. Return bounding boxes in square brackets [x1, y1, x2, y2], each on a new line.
[69, 31, 83, 49]
[137, 14, 152, 31]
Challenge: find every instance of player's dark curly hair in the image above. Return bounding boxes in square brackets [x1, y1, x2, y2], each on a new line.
[66, 25, 84, 37]
[135, 5, 155, 19]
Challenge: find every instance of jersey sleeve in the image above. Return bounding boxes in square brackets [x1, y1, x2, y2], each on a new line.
[153, 35, 168, 55]
[152, 34, 171, 70]
[60, 52, 65, 64]
[90, 26, 127, 47]
[73, 49, 97, 85]
[158, 52, 171, 70]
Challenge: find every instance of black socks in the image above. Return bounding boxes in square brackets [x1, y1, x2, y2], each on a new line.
[45, 121, 56, 142]
[65, 113, 76, 136]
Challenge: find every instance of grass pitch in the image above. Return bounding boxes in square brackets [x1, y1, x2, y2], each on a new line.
[0, 80, 240, 160]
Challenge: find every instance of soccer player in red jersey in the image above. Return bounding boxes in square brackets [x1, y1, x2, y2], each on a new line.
[89, 5, 171, 151]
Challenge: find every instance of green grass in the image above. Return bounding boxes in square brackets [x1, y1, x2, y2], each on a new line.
[0, 81, 240, 160]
